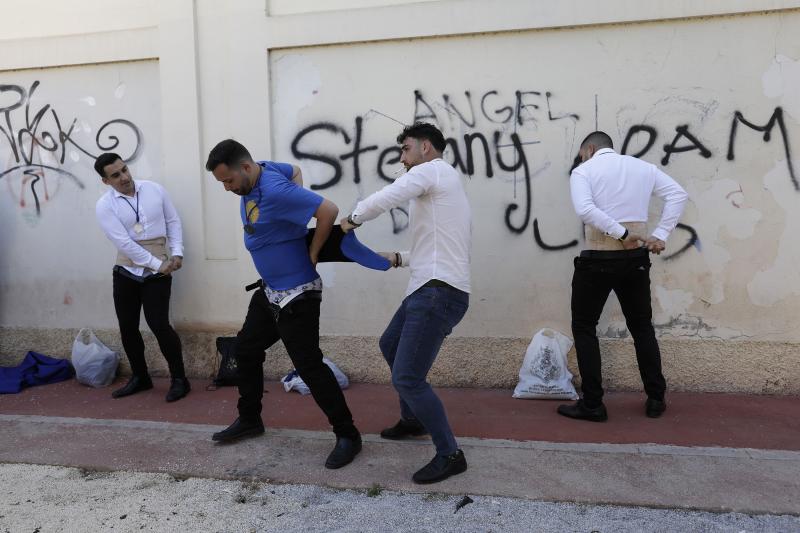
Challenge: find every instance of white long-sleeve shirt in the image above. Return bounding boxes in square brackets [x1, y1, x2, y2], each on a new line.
[351, 158, 472, 296]
[570, 148, 688, 242]
[95, 180, 184, 276]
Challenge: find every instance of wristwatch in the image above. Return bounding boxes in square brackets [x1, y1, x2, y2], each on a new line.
[617, 229, 629, 242]
[347, 214, 362, 227]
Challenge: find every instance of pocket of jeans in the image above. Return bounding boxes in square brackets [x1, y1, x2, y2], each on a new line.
[409, 287, 439, 308]
[442, 296, 468, 330]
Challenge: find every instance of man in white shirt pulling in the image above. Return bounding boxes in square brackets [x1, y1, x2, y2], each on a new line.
[340, 122, 471, 484]
[94, 153, 190, 402]
[558, 131, 688, 422]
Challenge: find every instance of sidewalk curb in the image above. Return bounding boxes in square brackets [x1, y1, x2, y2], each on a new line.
[2, 414, 798, 516]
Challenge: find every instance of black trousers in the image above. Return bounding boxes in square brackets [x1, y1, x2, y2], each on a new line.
[112, 269, 185, 379]
[234, 289, 358, 439]
[570, 248, 666, 407]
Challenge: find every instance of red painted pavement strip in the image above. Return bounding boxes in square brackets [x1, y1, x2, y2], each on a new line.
[1, 378, 798, 450]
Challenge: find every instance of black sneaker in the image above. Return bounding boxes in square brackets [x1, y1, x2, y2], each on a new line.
[111, 375, 153, 399]
[645, 398, 667, 418]
[380, 418, 428, 440]
[324, 434, 362, 469]
[557, 400, 608, 422]
[165, 377, 191, 402]
[412, 449, 467, 484]
[212, 417, 265, 443]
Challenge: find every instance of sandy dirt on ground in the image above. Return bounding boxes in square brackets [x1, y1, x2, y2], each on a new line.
[1, 463, 799, 533]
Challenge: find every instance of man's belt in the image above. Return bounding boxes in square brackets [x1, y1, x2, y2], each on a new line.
[423, 279, 453, 289]
[245, 279, 263, 292]
[579, 248, 648, 259]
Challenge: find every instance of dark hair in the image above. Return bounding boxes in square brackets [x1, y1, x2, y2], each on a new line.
[94, 152, 122, 178]
[569, 153, 583, 175]
[579, 131, 614, 150]
[205, 139, 253, 171]
[396, 122, 446, 152]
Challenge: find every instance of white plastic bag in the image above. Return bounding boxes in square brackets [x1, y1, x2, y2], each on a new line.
[513, 328, 579, 400]
[282, 357, 349, 395]
[71, 328, 120, 388]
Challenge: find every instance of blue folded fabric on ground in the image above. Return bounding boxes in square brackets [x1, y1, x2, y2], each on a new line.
[0, 351, 74, 394]
[305, 225, 391, 271]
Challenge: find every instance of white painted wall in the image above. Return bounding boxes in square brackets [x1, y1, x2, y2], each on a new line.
[268, 0, 440, 16]
[0, 60, 162, 328]
[1, 0, 799, 349]
[269, 12, 800, 341]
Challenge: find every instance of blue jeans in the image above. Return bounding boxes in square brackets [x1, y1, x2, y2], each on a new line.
[379, 284, 469, 456]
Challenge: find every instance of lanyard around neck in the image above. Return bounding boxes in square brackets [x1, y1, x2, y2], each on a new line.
[121, 191, 140, 223]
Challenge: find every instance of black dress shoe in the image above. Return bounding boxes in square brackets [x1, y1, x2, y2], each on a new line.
[380, 418, 429, 440]
[111, 375, 153, 399]
[165, 377, 191, 402]
[325, 435, 362, 469]
[412, 449, 467, 484]
[557, 400, 608, 422]
[645, 398, 667, 418]
[212, 417, 265, 443]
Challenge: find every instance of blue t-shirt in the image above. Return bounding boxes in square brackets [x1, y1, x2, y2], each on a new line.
[242, 161, 323, 290]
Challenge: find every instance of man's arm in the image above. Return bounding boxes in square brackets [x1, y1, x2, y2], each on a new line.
[159, 184, 184, 271]
[569, 171, 628, 240]
[378, 250, 411, 268]
[309, 198, 338, 265]
[648, 167, 689, 254]
[652, 169, 689, 236]
[340, 168, 431, 232]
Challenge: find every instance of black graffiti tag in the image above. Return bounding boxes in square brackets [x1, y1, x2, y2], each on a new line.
[0, 81, 143, 214]
[289, 89, 797, 263]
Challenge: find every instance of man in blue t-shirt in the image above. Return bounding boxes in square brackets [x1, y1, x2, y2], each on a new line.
[205, 139, 361, 470]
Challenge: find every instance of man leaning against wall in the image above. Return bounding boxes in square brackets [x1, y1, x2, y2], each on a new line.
[94, 153, 191, 402]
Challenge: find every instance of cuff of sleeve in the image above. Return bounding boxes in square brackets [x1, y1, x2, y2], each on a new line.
[398, 251, 410, 268]
[651, 228, 669, 242]
[170, 248, 183, 258]
[147, 257, 163, 271]
[606, 224, 627, 240]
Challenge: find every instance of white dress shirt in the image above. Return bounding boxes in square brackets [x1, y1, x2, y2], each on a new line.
[351, 158, 472, 296]
[95, 180, 184, 276]
[570, 148, 688, 242]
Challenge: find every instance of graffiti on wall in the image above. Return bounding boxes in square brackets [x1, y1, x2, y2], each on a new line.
[288, 88, 796, 261]
[0, 81, 143, 217]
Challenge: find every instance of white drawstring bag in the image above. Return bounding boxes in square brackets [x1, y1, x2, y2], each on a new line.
[71, 328, 120, 388]
[282, 357, 349, 395]
[513, 328, 579, 400]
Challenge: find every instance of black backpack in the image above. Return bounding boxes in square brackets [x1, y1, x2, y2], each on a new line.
[209, 336, 239, 389]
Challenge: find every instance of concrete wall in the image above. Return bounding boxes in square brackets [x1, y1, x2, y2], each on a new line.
[1, 0, 799, 394]
[0, 60, 162, 327]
